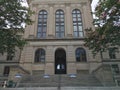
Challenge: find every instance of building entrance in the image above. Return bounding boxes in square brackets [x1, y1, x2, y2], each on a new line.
[55, 49, 66, 74]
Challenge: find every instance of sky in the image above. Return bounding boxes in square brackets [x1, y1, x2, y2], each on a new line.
[91, 0, 99, 12]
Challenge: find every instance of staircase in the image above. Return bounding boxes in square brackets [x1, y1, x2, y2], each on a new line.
[17, 70, 102, 87]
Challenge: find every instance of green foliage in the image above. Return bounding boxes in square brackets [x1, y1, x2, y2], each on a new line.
[85, 0, 120, 54]
[0, 0, 33, 54]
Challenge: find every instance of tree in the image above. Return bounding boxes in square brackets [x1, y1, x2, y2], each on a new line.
[85, 0, 120, 54]
[0, 0, 33, 55]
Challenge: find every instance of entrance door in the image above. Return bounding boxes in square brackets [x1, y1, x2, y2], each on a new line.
[55, 49, 66, 74]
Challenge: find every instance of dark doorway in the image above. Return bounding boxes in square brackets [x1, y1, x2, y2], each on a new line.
[55, 49, 66, 74]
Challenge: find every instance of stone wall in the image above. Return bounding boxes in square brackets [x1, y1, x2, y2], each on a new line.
[1, 87, 120, 90]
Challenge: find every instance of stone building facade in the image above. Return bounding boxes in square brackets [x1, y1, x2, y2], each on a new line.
[0, 0, 120, 87]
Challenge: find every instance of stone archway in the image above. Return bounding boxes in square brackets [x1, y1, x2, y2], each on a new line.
[55, 48, 66, 74]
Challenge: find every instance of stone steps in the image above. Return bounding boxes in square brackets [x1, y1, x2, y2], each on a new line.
[18, 72, 103, 87]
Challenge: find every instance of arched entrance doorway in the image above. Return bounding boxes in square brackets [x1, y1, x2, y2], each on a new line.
[55, 48, 66, 74]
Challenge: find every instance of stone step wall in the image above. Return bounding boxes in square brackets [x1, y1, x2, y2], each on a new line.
[1, 87, 120, 90]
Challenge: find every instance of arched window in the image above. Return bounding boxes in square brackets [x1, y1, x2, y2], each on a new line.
[35, 49, 45, 62]
[72, 9, 83, 37]
[55, 9, 65, 38]
[37, 10, 47, 38]
[75, 48, 86, 62]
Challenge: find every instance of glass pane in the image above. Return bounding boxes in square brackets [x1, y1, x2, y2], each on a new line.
[42, 33, 46, 37]
[78, 18, 81, 21]
[73, 23, 77, 26]
[56, 26, 60, 31]
[39, 15, 42, 18]
[56, 15, 59, 18]
[60, 11, 63, 14]
[56, 19, 59, 22]
[73, 18, 77, 21]
[61, 33, 64, 38]
[60, 15, 64, 18]
[77, 14, 81, 18]
[44, 11, 47, 14]
[37, 33, 41, 38]
[56, 33, 60, 38]
[61, 26, 64, 31]
[72, 10, 76, 14]
[38, 19, 42, 22]
[73, 32, 78, 37]
[43, 23, 47, 26]
[77, 10, 80, 13]
[43, 27, 47, 32]
[79, 32, 84, 37]
[78, 22, 82, 25]
[38, 27, 42, 32]
[61, 23, 64, 26]
[78, 26, 82, 31]
[73, 14, 76, 18]
[56, 23, 59, 26]
[74, 26, 77, 31]
[60, 18, 64, 21]
[44, 15, 47, 18]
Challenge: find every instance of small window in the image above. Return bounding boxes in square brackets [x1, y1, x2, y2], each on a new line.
[35, 49, 45, 63]
[7, 55, 14, 61]
[117, 80, 120, 86]
[109, 48, 118, 59]
[75, 48, 87, 62]
[111, 64, 119, 74]
[3, 66, 10, 76]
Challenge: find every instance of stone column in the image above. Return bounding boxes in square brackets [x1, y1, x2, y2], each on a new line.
[48, 6, 54, 38]
[67, 46, 76, 74]
[45, 46, 54, 75]
[65, 5, 73, 37]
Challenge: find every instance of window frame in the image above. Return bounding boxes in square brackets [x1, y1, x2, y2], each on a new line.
[72, 9, 84, 38]
[109, 48, 118, 59]
[37, 10, 47, 38]
[35, 48, 45, 63]
[55, 9, 65, 38]
[75, 48, 87, 62]
[3, 66, 10, 76]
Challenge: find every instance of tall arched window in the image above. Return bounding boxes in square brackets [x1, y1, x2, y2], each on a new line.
[55, 9, 65, 38]
[72, 9, 83, 37]
[37, 10, 47, 38]
[35, 49, 45, 63]
[75, 48, 86, 62]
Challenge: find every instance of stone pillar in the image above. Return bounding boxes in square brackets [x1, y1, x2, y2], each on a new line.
[20, 46, 33, 73]
[67, 46, 75, 62]
[48, 6, 54, 38]
[45, 46, 54, 74]
[66, 5, 73, 37]
[82, 3, 95, 37]
[46, 46, 54, 62]
[67, 46, 76, 74]
[29, 7, 37, 37]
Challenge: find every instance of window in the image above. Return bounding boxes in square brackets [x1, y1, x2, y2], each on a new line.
[7, 54, 14, 61]
[72, 9, 83, 37]
[37, 10, 47, 38]
[35, 49, 45, 63]
[55, 10, 65, 38]
[117, 80, 120, 86]
[3, 66, 10, 76]
[111, 64, 119, 74]
[75, 48, 87, 62]
[109, 48, 118, 59]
